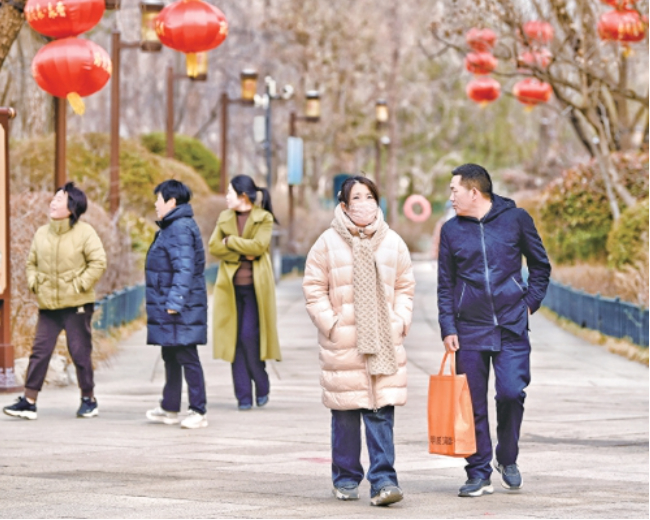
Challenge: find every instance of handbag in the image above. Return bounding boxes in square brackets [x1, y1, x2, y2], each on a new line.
[427, 352, 476, 457]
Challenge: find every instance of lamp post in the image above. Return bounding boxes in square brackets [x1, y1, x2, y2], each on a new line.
[109, 0, 164, 215]
[288, 90, 320, 250]
[218, 70, 258, 194]
[165, 53, 210, 160]
[374, 99, 389, 194]
[0, 107, 19, 392]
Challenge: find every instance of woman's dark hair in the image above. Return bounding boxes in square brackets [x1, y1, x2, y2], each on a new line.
[154, 179, 192, 205]
[451, 163, 493, 197]
[337, 176, 380, 205]
[56, 182, 87, 226]
[230, 174, 278, 223]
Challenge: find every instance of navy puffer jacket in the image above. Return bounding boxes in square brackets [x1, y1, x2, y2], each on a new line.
[437, 194, 551, 351]
[145, 204, 207, 347]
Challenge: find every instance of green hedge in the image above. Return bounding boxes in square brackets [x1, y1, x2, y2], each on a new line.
[141, 133, 221, 192]
[607, 198, 649, 269]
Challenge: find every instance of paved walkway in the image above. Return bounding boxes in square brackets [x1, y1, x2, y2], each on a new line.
[1, 262, 648, 518]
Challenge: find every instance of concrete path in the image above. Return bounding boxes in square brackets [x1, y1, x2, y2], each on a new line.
[1, 261, 647, 518]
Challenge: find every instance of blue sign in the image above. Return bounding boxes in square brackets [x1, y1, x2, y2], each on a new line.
[287, 137, 303, 185]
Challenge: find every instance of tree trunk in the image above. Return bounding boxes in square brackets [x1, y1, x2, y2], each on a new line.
[0, 1, 26, 71]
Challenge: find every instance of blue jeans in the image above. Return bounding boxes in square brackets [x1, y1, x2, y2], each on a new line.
[456, 329, 531, 480]
[331, 406, 398, 497]
[161, 345, 207, 415]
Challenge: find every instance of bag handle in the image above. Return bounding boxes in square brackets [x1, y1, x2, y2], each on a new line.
[438, 351, 457, 376]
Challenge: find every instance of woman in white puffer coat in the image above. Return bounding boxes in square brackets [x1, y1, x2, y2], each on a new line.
[302, 176, 415, 507]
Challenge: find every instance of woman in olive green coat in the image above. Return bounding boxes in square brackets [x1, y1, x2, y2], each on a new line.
[209, 175, 281, 410]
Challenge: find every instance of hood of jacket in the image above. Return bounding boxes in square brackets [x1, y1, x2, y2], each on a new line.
[157, 204, 194, 229]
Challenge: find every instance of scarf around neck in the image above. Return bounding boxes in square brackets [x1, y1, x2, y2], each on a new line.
[331, 205, 397, 376]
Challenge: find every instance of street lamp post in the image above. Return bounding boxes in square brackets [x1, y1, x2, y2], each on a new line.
[0, 107, 19, 392]
[109, 0, 164, 215]
[287, 90, 320, 250]
[218, 70, 258, 194]
[54, 98, 66, 191]
[374, 99, 389, 194]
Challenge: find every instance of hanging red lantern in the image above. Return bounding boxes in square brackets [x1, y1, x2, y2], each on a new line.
[513, 78, 552, 108]
[155, 0, 228, 78]
[32, 37, 112, 115]
[25, 0, 105, 38]
[464, 52, 498, 75]
[466, 28, 497, 52]
[518, 49, 552, 70]
[598, 9, 646, 43]
[466, 77, 501, 106]
[600, 0, 637, 9]
[522, 21, 554, 45]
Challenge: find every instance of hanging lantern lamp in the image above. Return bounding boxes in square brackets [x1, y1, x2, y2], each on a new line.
[155, 0, 228, 78]
[600, 0, 637, 9]
[140, 0, 165, 52]
[32, 37, 112, 115]
[513, 78, 552, 109]
[522, 21, 554, 46]
[25, 0, 105, 38]
[466, 77, 501, 106]
[240, 70, 258, 102]
[466, 28, 497, 52]
[305, 91, 321, 122]
[518, 49, 552, 70]
[598, 9, 646, 44]
[464, 52, 498, 75]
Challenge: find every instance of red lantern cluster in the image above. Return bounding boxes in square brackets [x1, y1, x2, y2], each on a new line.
[26, 0, 110, 115]
[522, 21, 554, 46]
[514, 20, 554, 109]
[465, 28, 500, 106]
[155, 0, 228, 78]
[598, 8, 646, 51]
[512, 79, 552, 108]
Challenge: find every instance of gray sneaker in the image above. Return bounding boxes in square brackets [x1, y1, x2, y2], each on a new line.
[332, 485, 360, 501]
[370, 485, 403, 506]
[458, 478, 494, 497]
[146, 406, 180, 425]
[494, 461, 523, 490]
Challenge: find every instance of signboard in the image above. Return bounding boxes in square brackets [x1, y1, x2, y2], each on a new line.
[253, 116, 266, 143]
[287, 136, 303, 186]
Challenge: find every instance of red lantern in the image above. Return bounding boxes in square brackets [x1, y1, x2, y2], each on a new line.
[513, 78, 552, 107]
[598, 9, 646, 43]
[25, 0, 105, 38]
[155, 0, 228, 78]
[464, 52, 498, 75]
[522, 21, 554, 45]
[518, 49, 552, 70]
[601, 0, 637, 9]
[466, 28, 497, 52]
[32, 37, 112, 115]
[466, 77, 501, 106]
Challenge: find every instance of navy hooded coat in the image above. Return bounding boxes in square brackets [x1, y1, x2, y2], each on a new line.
[437, 194, 551, 351]
[145, 204, 208, 347]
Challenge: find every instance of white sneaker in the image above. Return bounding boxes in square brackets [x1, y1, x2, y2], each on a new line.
[180, 410, 208, 429]
[146, 406, 180, 425]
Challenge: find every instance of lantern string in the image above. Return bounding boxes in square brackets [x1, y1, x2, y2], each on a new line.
[67, 92, 86, 115]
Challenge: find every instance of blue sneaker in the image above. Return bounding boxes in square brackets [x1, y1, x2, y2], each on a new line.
[77, 397, 98, 418]
[256, 395, 269, 407]
[3, 396, 37, 420]
[238, 403, 252, 411]
[458, 478, 493, 497]
[494, 461, 523, 490]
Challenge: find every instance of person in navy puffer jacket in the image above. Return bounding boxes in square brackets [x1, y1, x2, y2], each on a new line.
[437, 164, 550, 498]
[144, 180, 208, 430]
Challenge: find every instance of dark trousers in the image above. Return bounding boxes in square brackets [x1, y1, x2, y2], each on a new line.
[232, 284, 269, 406]
[456, 330, 531, 480]
[331, 406, 398, 497]
[161, 346, 207, 415]
[25, 303, 95, 400]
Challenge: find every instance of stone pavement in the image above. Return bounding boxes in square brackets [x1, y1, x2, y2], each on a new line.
[0, 261, 648, 519]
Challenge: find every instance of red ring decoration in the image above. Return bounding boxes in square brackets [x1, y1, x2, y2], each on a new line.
[403, 194, 432, 223]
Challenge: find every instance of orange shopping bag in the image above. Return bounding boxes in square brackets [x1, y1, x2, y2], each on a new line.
[427, 352, 476, 457]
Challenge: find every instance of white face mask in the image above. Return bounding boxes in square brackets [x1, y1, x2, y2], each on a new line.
[345, 199, 378, 227]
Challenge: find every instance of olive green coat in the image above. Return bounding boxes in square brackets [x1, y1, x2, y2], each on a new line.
[26, 219, 107, 310]
[208, 207, 281, 363]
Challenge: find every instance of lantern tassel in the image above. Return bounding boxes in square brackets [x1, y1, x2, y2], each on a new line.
[524, 105, 535, 113]
[186, 53, 198, 78]
[67, 92, 86, 115]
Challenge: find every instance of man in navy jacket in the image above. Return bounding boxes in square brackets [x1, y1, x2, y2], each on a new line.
[437, 164, 550, 498]
[145, 180, 209, 429]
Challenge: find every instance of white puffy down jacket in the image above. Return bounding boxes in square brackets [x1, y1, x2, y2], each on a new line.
[302, 224, 415, 410]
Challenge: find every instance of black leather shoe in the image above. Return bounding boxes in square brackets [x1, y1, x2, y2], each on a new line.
[458, 478, 494, 497]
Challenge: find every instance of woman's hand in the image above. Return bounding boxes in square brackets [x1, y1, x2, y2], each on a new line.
[167, 309, 178, 315]
[245, 255, 256, 261]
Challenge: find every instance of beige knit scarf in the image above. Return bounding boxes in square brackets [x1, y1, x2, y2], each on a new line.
[331, 205, 397, 376]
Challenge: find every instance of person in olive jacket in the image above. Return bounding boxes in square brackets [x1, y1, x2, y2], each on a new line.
[3, 183, 107, 420]
[209, 175, 281, 411]
[144, 180, 209, 430]
[437, 164, 551, 498]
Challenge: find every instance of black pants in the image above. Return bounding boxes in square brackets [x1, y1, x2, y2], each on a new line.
[161, 345, 207, 415]
[25, 303, 95, 400]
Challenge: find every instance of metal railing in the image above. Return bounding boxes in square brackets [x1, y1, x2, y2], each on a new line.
[542, 280, 649, 347]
